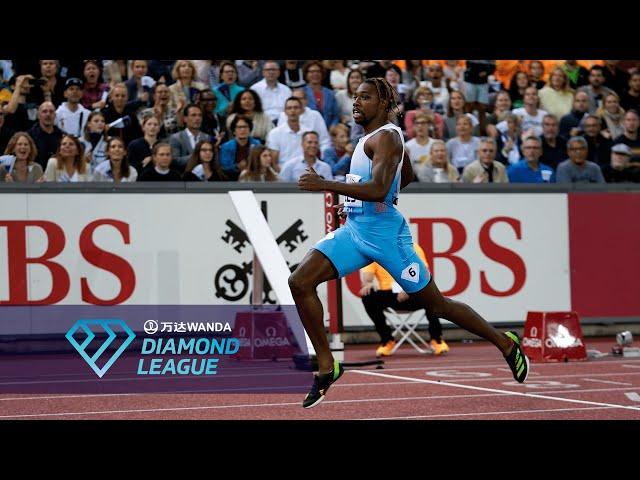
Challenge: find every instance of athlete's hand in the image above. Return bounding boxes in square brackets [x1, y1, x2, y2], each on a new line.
[333, 202, 346, 219]
[298, 166, 326, 191]
[397, 291, 409, 302]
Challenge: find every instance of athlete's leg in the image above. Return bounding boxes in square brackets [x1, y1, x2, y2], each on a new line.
[288, 249, 338, 373]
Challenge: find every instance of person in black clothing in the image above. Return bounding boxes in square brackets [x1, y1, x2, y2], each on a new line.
[27, 101, 63, 169]
[279, 60, 306, 89]
[100, 83, 144, 146]
[559, 91, 589, 139]
[182, 139, 227, 181]
[562, 60, 590, 90]
[127, 112, 161, 174]
[2, 74, 37, 132]
[602, 60, 630, 96]
[138, 142, 182, 181]
[26, 60, 66, 107]
[197, 88, 227, 139]
[582, 114, 612, 165]
[540, 114, 567, 171]
[363, 60, 394, 79]
[601, 143, 638, 183]
[620, 72, 640, 113]
[613, 109, 640, 164]
[0, 110, 15, 153]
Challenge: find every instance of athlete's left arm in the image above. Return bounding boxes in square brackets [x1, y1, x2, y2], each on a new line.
[399, 152, 414, 189]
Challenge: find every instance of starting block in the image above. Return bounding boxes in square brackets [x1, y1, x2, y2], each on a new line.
[522, 311, 587, 362]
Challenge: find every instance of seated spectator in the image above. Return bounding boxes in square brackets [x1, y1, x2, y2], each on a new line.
[620, 72, 640, 113]
[127, 112, 161, 174]
[183, 139, 227, 182]
[276, 88, 331, 152]
[279, 60, 306, 89]
[226, 89, 274, 142]
[169, 104, 211, 173]
[538, 67, 574, 120]
[559, 91, 590, 139]
[507, 136, 554, 183]
[335, 68, 364, 124]
[507, 71, 531, 109]
[529, 60, 546, 89]
[597, 92, 625, 140]
[26, 60, 65, 108]
[555, 136, 605, 183]
[415, 140, 459, 183]
[278, 131, 333, 182]
[219, 115, 261, 180]
[138, 142, 182, 181]
[27, 102, 62, 170]
[81, 60, 108, 110]
[197, 88, 227, 140]
[577, 66, 614, 114]
[236, 60, 264, 88]
[43, 134, 92, 182]
[561, 60, 590, 90]
[508, 86, 548, 137]
[443, 60, 464, 91]
[168, 60, 207, 112]
[124, 60, 153, 107]
[420, 63, 449, 114]
[0, 132, 43, 183]
[446, 115, 480, 172]
[251, 61, 292, 123]
[55, 78, 91, 137]
[496, 113, 524, 166]
[601, 143, 638, 183]
[267, 97, 313, 167]
[486, 91, 512, 138]
[385, 64, 408, 123]
[406, 112, 439, 169]
[540, 113, 567, 171]
[613, 109, 640, 164]
[582, 114, 612, 165]
[239, 144, 279, 182]
[80, 111, 108, 170]
[92, 137, 137, 182]
[101, 82, 144, 146]
[138, 82, 181, 140]
[322, 123, 353, 181]
[462, 137, 509, 183]
[442, 90, 479, 140]
[302, 61, 339, 128]
[404, 87, 445, 139]
[214, 61, 245, 117]
[328, 60, 349, 90]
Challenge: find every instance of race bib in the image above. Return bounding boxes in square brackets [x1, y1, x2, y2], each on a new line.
[343, 173, 362, 209]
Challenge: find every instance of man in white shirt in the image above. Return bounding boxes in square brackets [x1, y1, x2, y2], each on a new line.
[266, 97, 313, 166]
[276, 88, 331, 152]
[501, 86, 548, 137]
[421, 63, 449, 113]
[251, 61, 292, 122]
[405, 112, 437, 169]
[55, 78, 90, 137]
[278, 131, 333, 182]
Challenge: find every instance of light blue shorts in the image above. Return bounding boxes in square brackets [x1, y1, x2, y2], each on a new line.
[463, 82, 490, 104]
[313, 214, 431, 293]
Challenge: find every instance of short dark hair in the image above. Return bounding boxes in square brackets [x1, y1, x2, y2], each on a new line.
[285, 97, 303, 107]
[302, 130, 319, 141]
[230, 114, 253, 132]
[183, 103, 202, 117]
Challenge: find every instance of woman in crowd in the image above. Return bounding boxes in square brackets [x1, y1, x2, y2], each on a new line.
[183, 139, 227, 182]
[0, 132, 43, 183]
[226, 89, 273, 142]
[597, 92, 625, 140]
[43, 134, 91, 182]
[508, 71, 531, 109]
[80, 111, 108, 169]
[335, 68, 364, 124]
[322, 123, 353, 181]
[138, 142, 182, 181]
[415, 139, 459, 183]
[127, 113, 161, 174]
[238, 144, 278, 182]
[486, 90, 513, 138]
[404, 86, 445, 139]
[92, 136, 137, 182]
[138, 82, 181, 140]
[214, 61, 245, 117]
[538, 67, 574, 119]
[443, 90, 479, 140]
[168, 60, 207, 111]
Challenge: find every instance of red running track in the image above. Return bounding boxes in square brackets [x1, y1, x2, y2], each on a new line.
[1, 337, 640, 420]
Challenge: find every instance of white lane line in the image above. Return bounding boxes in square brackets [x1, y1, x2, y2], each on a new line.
[623, 364, 640, 369]
[423, 371, 640, 383]
[582, 378, 632, 386]
[362, 406, 616, 420]
[351, 370, 640, 412]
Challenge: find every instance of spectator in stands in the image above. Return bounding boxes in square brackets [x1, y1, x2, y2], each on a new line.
[620, 72, 640, 113]
[415, 140, 459, 183]
[540, 113, 567, 171]
[538, 67, 574, 120]
[138, 82, 180, 140]
[405, 87, 445, 139]
[183, 139, 227, 182]
[214, 61, 245, 117]
[168, 60, 207, 112]
[92, 137, 137, 182]
[406, 112, 439, 170]
[2, 74, 37, 132]
[138, 142, 182, 181]
[0, 132, 43, 183]
[529, 60, 546, 89]
[335, 68, 364, 124]
[509, 85, 547, 137]
[206, 60, 224, 89]
[327, 60, 349, 91]
[359, 243, 448, 357]
[582, 114, 612, 165]
[27, 101, 62, 170]
[601, 143, 637, 183]
[507, 71, 531, 109]
[443, 90, 479, 140]
[421, 63, 449, 114]
[236, 60, 264, 88]
[555, 136, 605, 183]
[279, 60, 306, 89]
[127, 113, 161, 174]
[561, 60, 589, 89]
[55, 78, 90, 137]
[80, 111, 108, 170]
[322, 123, 353, 181]
[496, 113, 523, 166]
[463, 60, 495, 128]
[219, 115, 261, 180]
[303, 61, 339, 128]
[278, 131, 333, 182]
[239, 144, 278, 182]
[251, 61, 292, 123]
[602, 60, 630, 96]
[577, 66, 614, 114]
[401, 60, 428, 98]
[446, 115, 480, 172]
[277, 88, 331, 153]
[81, 60, 108, 110]
[27, 60, 65, 107]
[101, 82, 144, 146]
[486, 91, 512, 138]
[226, 89, 274, 142]
[560, 91, 590, 139]
[268, 97, 311, 168]
[443, 60, 464, 91]
[613, 109, 640, 164]
[462, 137, 508, 183]
[197, 88, 227, 140]
[0, 108, 13, 154]
[43, 134, 91, 182]
[507, 136, 554, 183]
[597, 92, 625, 140]
[124, 60, 152, 106]
[169, 104, 211, 173]
[384, 65, 408, 119]
[363, 60, 394, 79]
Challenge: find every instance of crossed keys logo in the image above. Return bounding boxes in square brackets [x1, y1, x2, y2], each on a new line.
[215, 219, 308, 303]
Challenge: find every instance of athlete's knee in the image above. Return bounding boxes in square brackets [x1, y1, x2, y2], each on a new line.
[288, 270, 314, 297]
[424, 296, 452, 319]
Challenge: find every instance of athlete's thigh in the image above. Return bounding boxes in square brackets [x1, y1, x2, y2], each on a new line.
[311, 224, 370, 279]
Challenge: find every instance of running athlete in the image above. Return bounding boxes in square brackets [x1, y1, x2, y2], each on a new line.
[291, 77, 529, 409]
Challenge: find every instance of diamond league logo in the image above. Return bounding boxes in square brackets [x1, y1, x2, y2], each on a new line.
[65, 319, 136, 378]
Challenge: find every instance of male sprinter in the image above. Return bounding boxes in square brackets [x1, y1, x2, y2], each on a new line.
[291, 77, 529, 409]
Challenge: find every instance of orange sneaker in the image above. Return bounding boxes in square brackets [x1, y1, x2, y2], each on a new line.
[430, 339, 449, 355]
[375, 339, 397, 357]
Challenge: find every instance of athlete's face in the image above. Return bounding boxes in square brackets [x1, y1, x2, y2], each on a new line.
[353, 82, 383, 126]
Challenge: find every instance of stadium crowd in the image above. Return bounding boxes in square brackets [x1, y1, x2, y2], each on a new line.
[1, 59, 639, 184]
